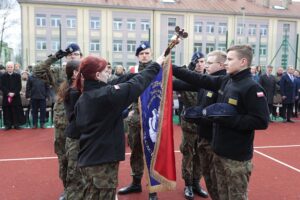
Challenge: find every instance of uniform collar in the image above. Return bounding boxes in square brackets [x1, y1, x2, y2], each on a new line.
[230, 68, 251, 81]
[211, 69, 226, 76]
[83, 80, 107, 91]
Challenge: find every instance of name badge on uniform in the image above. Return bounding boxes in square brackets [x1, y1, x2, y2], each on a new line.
[228, 98, 237, 106]
[114, 85, 120, 90]
[206, 92, 213, 98]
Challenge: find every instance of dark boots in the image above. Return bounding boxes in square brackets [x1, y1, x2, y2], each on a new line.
[118, 176, 142, 195]
[149, 192, 158, 200]
[192, 179, 208, 198]
[184, 186, 194, 200]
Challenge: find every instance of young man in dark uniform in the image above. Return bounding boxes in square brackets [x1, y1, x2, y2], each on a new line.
[172, 45, 269, 200]
[118, 42, 159, 200]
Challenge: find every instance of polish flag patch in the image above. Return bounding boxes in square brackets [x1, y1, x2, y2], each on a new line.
[257, 92, 264, 97]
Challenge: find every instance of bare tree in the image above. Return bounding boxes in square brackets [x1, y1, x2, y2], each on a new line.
[0, 0, 18, 61]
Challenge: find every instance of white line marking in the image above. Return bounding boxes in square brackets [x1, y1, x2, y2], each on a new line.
[254, 150, 300, 173]
[254, 144, 300, 149]
[0, 156, 57, 162]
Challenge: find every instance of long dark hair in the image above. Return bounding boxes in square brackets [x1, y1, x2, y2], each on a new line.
[57, 60, 80, 103]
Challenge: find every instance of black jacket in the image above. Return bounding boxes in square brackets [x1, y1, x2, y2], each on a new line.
[65, 73, 136, 139]
[173, 66, 269, 161]
[26, 75, 49, 100]
[0, 72, 22, 106]
[259, 73, 276, 104]
[75, 62, 160, 167]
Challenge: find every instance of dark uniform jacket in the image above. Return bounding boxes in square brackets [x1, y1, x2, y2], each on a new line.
[0, 72, 22, 106]
[65, 74, 135, 139]
[75, 62, 160, 167]
[174, 69, 226, 142]
[280, 73, 298, 104]
[259, 73, 276, 104]
[173, 66, 269, 161]
[26, 75, 49, 100]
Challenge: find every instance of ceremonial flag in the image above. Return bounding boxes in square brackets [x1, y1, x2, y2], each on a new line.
[140, 55, 176, 192]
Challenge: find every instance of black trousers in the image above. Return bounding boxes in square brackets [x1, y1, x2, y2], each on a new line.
[31, 99, 46, 126]
[282, 103, 293, 121]
[3, 105, 25, 127]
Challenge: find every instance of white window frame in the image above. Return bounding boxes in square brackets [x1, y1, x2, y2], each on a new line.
[259, 45, 267, 56]
[36, 39, 47, 50]
[113, 19, 122, 30]
[194, 22, 202, 33]
[127, 19, 136, 31]
[67, 16, 76, 28]
[36, 14, 46, 27]
[90, 40, 100, 51]
[168, 18, 176, 27]
[90, 17, 100, 29]
[127, 40, 136, 52]
[217, 44, 226, 51]
[218, 23, 227, 34]
[51, 40, 60, 51]
[248, 24, 257, 36]
[51, 15, 61, 28]
[260, 25, 268, 36]
[113, 40, 123, 52]
[141, 19, 150, 31]
[237, 24, 244, 35]
[194, 43, 202, 52]
[206, 43, 215, 54]
[206, 22, 215, 34]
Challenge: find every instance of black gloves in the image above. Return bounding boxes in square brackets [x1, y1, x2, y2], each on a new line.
[55, 49, 68, 59]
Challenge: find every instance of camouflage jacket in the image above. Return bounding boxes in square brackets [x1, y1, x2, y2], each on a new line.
[32, 55, 65, 92]
[179, 91, 198, 134]
[53, 100, 68, 129]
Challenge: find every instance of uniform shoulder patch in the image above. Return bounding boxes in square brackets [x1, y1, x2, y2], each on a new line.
[257, 92, 264, 97]
[114, 85, 120, 90]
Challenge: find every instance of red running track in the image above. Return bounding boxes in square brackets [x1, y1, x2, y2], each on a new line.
[0, 121, 300, 200]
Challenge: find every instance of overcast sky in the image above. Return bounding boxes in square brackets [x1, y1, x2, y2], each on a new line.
[1, 0, 300, 57]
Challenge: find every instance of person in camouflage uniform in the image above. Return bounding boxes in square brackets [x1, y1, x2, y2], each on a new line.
[32, 43, 83, 200]
[173, 52, 208, 200]
[118, 42, 158, 200]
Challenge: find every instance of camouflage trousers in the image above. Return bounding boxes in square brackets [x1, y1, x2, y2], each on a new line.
[198, 138, 219, 200]
[65, 137, 84, 200]
[54, 127, 68, 188]
[213, 155, 253, 200]
[81, 162, 119, 200]
[128, 125, 144, 178]
[180, 130, 202, 185]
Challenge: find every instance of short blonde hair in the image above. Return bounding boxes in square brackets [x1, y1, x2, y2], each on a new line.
[227, 45, 253, 67]
[207, 50, 227, 63]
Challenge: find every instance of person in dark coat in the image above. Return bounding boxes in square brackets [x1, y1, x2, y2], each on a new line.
[73, 55, 163, 200]
[259, 65, 277, 121]
[26, 74, 49, 128]
[293, 70, 300, 117]
[0, 61, 26, 130]
[280, 66, 299, 122]
[172, 45, 269, 200]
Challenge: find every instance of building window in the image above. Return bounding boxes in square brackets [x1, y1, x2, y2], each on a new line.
[67, 16, 76, 28]
[90, 17, 100, 29]
[113, 18, 122, 30]
[113, 40, 123, 52]
[206, 43, 215, 54]
[194, 22, 202, 33]
[168, 18, 176, 27]
[259, 25, 268, 36]
[248, 24, 256, 36]
[171, 51, 176, 63]
[218, 23, 227, 34]
[218, 43, 226, 51]
[127, 40, 136, 52]
[259, 45, 267, 56]
[51, 40, 60, 51]
[283, 24, 290, 32]
[141, 19, 150, 31]
[90, 40, 100, 51]
[237, 23, 244, 35]
[194, 43, 202, 52]
[206, 22, 215, 34]
[51, 15, 61, 28]
[127, 19, 136, 31]
[36, 38, 47, 50]
[36, 14, 46, 27]
[252, 44, 256, 55]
